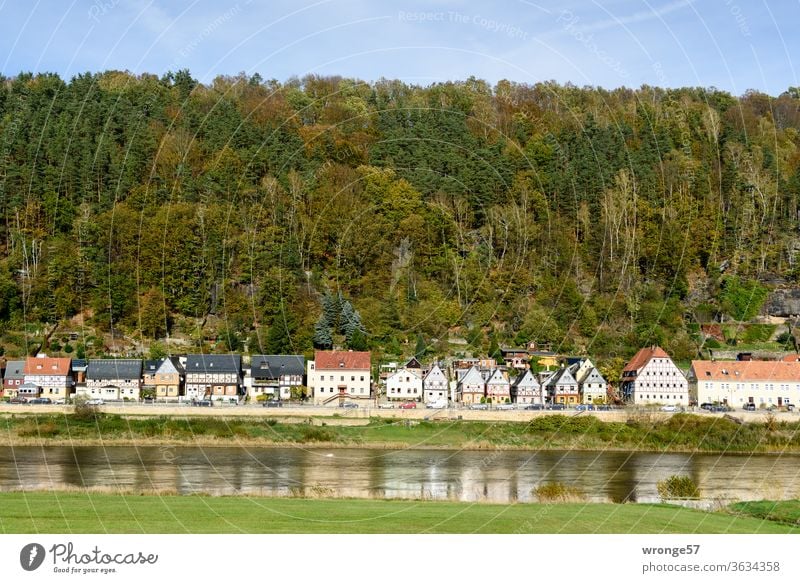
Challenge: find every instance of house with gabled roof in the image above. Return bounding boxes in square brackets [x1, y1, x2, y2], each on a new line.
[579, 366, 608, 404]
[308, 350, 371, 405]
[511, 369, 542, 404]
[485, 368, 510, 404]
[458, 366, 486, 405]
[249, 355, 305, 400]
[621, 346, 688, 405]
[3, 360, 25, 399]
[386, 367, 422, 401]
[688, 359, 800, 409]
[142, 359, 162, 390]
[544, 367, 579, 405]
[84, 359, 143, 401]
[155, 357, 185, 400]
[23, 355, 73, 399]
[423, 364, 448, 404]
[185, 354, 242, 401]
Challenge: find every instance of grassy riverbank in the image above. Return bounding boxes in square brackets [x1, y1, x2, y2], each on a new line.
[729, 500, 800, 526]
[3, 412, 800, 453]
[0, 492, 796, 533]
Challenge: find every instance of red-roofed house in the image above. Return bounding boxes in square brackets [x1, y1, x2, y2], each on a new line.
[688, 360, 800, 409]
[23, 355, 73, 399]
[621, 346, 688, 405]
[308, 350, 371, 405]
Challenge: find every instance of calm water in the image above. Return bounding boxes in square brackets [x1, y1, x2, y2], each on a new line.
[1, 446, 798, 503]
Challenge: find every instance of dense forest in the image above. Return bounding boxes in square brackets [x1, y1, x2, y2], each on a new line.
[1, 70, 799, 362]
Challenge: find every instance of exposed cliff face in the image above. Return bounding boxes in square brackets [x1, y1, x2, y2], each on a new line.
[764, 289, 800, 317]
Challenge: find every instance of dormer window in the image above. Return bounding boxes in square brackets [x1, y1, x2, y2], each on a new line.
[339, 362, 344, 368]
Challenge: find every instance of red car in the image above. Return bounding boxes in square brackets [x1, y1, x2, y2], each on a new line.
[398, 401, 417, 409]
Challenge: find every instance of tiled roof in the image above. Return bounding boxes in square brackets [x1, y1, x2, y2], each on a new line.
[314, 351, 370, 370]
[87, 359, 143, 380]
[251, 355, 305, 379]
[691, 360, 800, 382]
[623, 346, 672, 373]
[545, 367, 577, 387]
[143, 359, 163, 373]
[4, 360, 25, 380]
[24, 357, 71, 376]
[185, 354, 242, 374]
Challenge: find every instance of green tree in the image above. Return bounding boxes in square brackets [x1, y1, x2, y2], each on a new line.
[719, 277, 768, 321]
[265, 301, 298, 353]
[313, 313, 333, 349]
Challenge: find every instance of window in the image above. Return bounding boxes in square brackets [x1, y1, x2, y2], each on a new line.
[360, 376, 364, 382]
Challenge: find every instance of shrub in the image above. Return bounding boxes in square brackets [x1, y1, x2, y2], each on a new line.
[73, 396, 100, 421]
[532, 482, 585, 502]
[657, 475, 699, 499]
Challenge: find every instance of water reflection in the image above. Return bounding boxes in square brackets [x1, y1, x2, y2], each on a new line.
[0, 446, 797, 503]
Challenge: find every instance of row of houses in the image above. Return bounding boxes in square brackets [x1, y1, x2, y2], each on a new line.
[4, 346, 800, 409]
[1, 353, 303, 402]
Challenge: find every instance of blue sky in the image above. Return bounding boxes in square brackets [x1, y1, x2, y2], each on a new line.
[1, 0, 798, 94]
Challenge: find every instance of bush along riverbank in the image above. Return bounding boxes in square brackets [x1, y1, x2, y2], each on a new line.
[2, 412, 800, 453]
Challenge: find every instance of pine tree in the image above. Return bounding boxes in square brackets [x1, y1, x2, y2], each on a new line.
[348, 326, 368, 351]
[313, 313, 333, 349]
[414, 332, 426, 359]
[265, 301, 298, 353]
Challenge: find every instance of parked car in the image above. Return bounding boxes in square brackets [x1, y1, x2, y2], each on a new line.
[192, 399, 212, 407]
[575, 404, 595, 411]
[426, 400, 447, 409]
[86, 399, 104, 406]
[787, 404, 796, 412]
[548, 403, 566, 410]
[398, 401, 417, 409]
[54, 398, 67, 405]
[743, 403, 756, 411]
[28, 397, 52, 405]
[524, 404, 545, 410]
[377, 402, 395, 409]
[496, 403, 515, 410]
[340, 402, 358, 409]
[468, 403, 489, 410]
[660, 405, 678, 412]
[700, 403, 714, 411]
[9, 396, 28, 404]
[709, 404, 731, 412]
[596, 405, 612, 411]
[262, 400, 282, 408]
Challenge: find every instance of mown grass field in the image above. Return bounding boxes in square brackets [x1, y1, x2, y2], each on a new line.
[0, 492, 797, 534]
[729, 500, 800, 526]
[3, 412, 800, 453]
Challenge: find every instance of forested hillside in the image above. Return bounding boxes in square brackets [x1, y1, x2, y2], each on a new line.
[1, 70, 799, 361]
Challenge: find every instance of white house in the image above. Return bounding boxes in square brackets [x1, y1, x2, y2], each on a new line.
[485, 369, 510, 404]
[688, 359, 800, 409]
[386, 368, 423, 401]
[248, 355, 305, 400]
[578, 366, 608, 404]
[511, 369, 542, 404]
[308, 350, 371, 405]
[458, 366, 485, 405]
[423, 364, 449, 404]
[23, 356, 73, 399]
[545, 367, 580, 405]
[85, 359, 143, 401]
[621, 346, 688, 405]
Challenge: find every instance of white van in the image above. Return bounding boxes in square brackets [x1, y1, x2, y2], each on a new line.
[426, 399, 447, 409]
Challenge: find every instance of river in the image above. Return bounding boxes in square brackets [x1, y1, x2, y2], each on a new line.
[1, 446, 798, 503]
